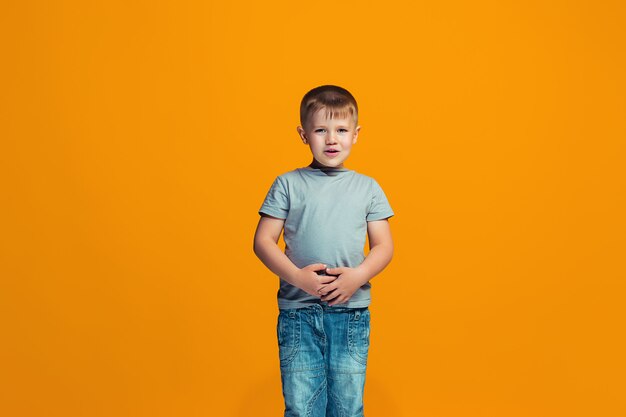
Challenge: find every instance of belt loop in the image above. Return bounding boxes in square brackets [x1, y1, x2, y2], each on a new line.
[354, 310, 361, 320]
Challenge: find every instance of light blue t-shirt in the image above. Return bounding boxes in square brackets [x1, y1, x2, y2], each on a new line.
[258, 166, 394, 309]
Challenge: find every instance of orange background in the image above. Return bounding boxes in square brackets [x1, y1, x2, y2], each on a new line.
[1, 1, 625, 416]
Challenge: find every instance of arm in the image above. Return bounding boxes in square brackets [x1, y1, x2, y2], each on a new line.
[356, 218, 394, 283]
[320, 218, 394, 305]
[253, 214, 300, 281]
[253, 214, 335, 296]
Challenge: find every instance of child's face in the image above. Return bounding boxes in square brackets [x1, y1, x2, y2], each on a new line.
[297, 109, 360, 169]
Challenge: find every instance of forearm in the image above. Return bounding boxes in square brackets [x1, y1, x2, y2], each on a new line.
[355, 242, 394, 285]
[253, 237, 301, 286]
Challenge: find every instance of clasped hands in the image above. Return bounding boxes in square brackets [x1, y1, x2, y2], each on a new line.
[296, 263, 368, 306]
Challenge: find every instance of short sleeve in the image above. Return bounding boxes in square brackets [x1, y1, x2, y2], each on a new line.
[258, 176, 290, 219]
[366, 179, 394, 221]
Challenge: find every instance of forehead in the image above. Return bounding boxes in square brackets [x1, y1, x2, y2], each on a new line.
[308, 107, 356, 126]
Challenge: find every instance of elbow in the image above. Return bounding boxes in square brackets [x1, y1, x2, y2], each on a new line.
[253, 235, 270, 258]
[253, 234, 261, 257]
[253, 238, 262, 258]
[379, 241, 394, 264]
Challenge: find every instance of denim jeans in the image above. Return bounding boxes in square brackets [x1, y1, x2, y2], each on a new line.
[277, 304, 370, 417]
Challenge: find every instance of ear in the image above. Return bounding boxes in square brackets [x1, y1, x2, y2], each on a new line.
[297, 126, 308, 144]
[352, 125, 361, 144]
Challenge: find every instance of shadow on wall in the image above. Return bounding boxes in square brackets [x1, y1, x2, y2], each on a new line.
[237, 371, 400, 417]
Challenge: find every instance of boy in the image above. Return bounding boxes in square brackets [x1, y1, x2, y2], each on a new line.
[253, 85, 394, 417]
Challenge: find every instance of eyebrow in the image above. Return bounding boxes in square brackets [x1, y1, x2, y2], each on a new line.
[313, 125, 350, 128]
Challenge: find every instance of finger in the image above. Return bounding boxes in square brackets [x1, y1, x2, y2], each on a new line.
[321, 289, 340, 302]
[318, 282, 337, 296]
[325, 267, 345, 276]
[304, 263, 327, 272]
[317, 285, 326, 296]
[329, 296, 346, 306]
[318, 275, 337, 284]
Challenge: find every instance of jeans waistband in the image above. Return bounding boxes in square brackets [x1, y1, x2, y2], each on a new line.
[280, 303, 368, 315]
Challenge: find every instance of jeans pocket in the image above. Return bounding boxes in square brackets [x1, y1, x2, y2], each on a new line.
[277, 309, 300, 367]
[347, 308, 370, 366]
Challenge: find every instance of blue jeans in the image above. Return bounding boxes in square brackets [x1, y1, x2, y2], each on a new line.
[277, 304, 370, 417]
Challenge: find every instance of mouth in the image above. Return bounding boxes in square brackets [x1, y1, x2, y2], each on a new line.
[324, 149, 340, 157]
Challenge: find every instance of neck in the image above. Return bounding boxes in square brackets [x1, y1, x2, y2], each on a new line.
[309, 159, 345, 170]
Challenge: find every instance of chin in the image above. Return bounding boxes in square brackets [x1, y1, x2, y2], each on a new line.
[325, 161, 343, 168]
[313, 155, 346, 168]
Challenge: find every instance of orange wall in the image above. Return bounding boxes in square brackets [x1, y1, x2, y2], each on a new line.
[1, 1, 625, 416]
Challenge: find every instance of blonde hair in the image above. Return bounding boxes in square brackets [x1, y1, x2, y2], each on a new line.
[300, 85, 359, 129]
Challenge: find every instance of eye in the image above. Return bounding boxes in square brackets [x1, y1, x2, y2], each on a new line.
[338, 129, 348, 133]
[315, 128, 326, 133]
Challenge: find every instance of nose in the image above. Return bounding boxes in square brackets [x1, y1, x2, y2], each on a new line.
[326, 131, 338, 144]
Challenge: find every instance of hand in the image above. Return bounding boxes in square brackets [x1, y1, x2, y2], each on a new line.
[293, 263, 338, 298]
[318, 267, 368, 306]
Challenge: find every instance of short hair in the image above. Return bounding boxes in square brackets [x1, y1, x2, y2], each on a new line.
[300, 85, 359, 129]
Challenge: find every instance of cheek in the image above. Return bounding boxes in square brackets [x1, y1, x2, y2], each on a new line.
[307, 138, 322, 147]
